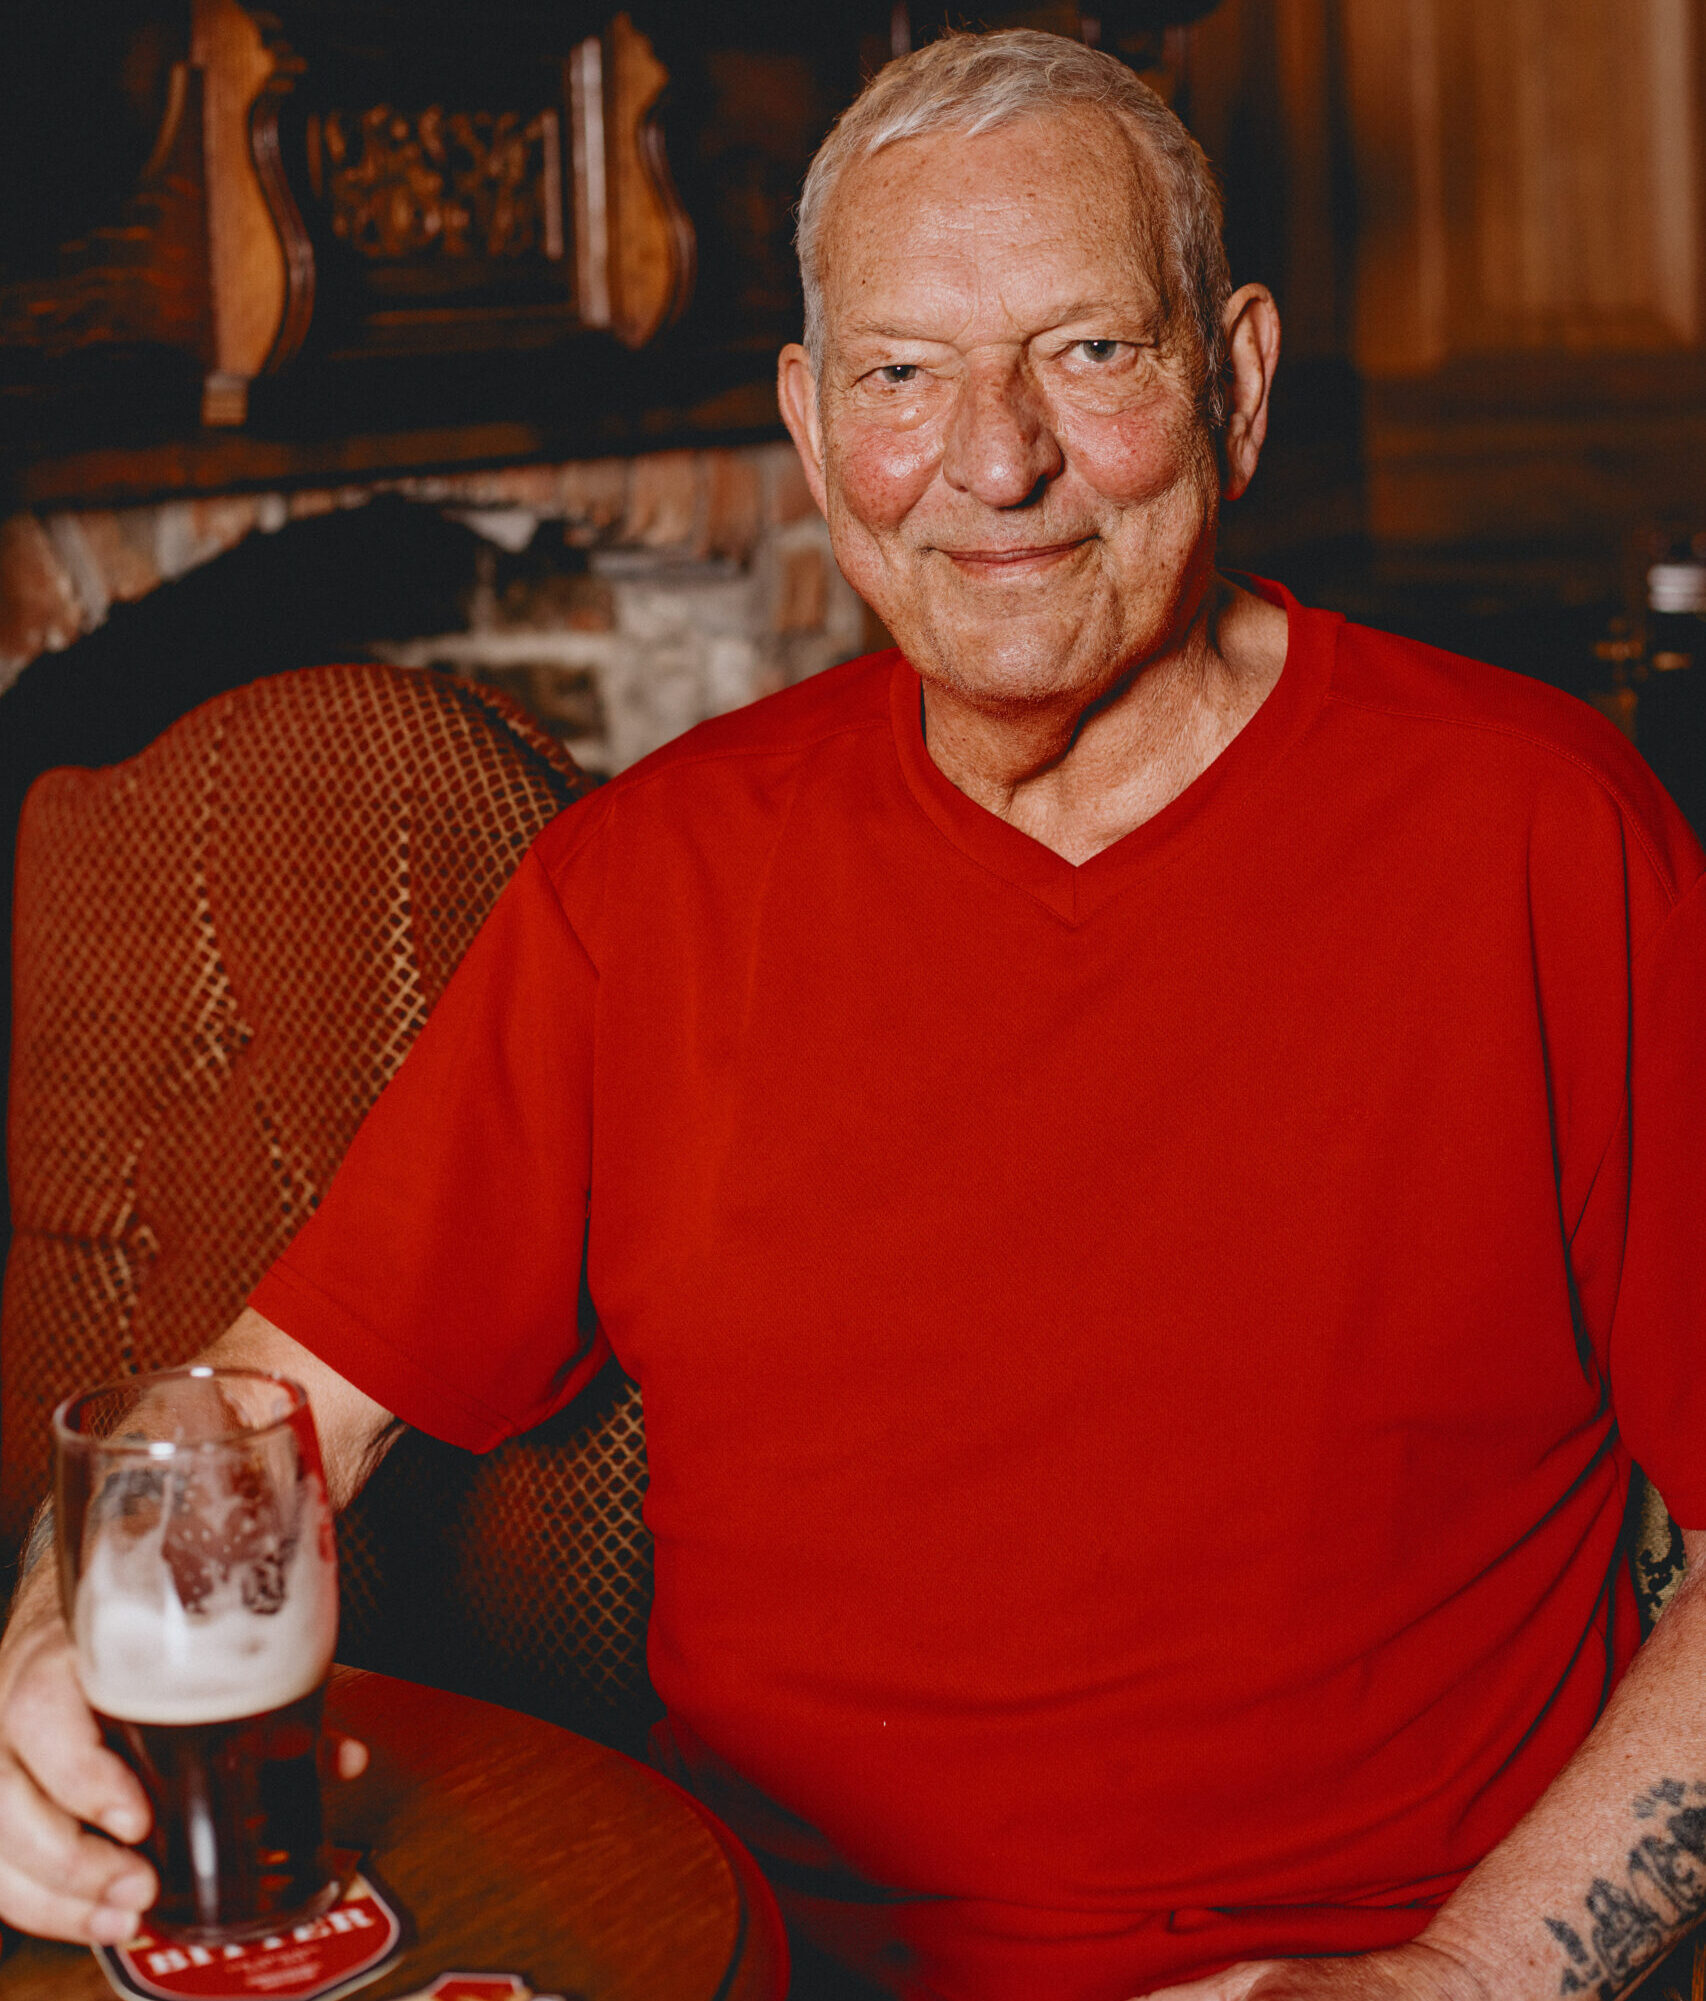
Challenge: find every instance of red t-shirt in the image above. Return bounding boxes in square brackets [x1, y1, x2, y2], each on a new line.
[253, 583, 1706, 2000]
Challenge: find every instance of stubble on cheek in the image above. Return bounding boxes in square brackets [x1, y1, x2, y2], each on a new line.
[1083, 401, 1224, 633]
[1074, 380, 1218, 519]
[821, 426, 939, 637]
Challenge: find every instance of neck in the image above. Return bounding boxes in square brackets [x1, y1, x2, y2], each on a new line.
[918, 576, 1288, 866]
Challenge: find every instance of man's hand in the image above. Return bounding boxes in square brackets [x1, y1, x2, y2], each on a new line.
[0, 1571, 156, 1945]
[0, 1314, 390, 1946]
[1133, 1941, 1491, 2001]
[0, 1580, 372, 1946]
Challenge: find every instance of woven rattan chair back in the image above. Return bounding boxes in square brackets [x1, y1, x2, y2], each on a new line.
[4, 663, 655, 1745]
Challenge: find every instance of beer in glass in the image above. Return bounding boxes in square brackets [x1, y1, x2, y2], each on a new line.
[54, 1367, 341, 1941]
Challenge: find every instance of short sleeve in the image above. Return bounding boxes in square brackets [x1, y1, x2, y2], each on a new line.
[1609, 869, 1706, 1524]
[250, 845, 603, 1451]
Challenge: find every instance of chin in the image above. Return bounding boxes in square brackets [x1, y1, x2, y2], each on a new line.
[906, 618, 1121, 716]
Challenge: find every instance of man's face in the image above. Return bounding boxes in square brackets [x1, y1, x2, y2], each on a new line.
[788, 108, 1223, 717]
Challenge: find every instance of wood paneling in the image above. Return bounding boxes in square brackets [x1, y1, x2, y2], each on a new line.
[1344, 0, 1703, 376]
[1326, 0, 1706, 544]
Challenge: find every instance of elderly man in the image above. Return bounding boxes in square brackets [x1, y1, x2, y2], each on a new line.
[3, 29, 1705, 2001]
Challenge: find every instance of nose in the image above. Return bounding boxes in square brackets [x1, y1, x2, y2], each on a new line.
[941, 354, 1063, 509]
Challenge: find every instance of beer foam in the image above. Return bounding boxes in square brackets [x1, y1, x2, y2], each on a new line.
[74, 1480, 337, 1727]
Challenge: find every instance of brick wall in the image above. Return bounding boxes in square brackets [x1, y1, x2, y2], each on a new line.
[0, 441, 871, 777]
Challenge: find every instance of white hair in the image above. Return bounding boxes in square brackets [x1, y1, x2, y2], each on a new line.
[795, 29, 1234, 426]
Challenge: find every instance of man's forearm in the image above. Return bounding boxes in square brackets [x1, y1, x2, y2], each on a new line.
[1421, 1530, 1706, 2001]
[5, 1311, 395, 1641]
[199, 1308, 401, 1509]
[7, 1505, 59, 1634]
[12, 1502, 54, 1596]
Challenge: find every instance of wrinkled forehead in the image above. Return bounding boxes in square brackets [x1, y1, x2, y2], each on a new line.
[816, 104, 1173, 341]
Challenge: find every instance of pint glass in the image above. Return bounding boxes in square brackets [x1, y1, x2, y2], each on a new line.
[54, 1367, 341, 1941]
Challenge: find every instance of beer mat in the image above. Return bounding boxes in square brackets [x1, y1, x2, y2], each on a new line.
[93, 1869, 407, 2001]
[392, 1981, 566, 2001]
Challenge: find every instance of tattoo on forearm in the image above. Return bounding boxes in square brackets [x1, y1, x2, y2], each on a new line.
[1544, 1779, 1706, 1997]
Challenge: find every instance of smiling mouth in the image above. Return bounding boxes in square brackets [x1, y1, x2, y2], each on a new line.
[937, 538, 1094, 574]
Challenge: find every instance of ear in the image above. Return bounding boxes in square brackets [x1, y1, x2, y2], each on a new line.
[1218, 284, 1281, 503]
[777, 343, 830, 517]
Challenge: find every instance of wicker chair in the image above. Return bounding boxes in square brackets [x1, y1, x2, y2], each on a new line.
[3, 663, 658, 1750]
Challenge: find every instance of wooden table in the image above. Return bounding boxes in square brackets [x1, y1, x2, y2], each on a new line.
[0, 1666, 788, 2001]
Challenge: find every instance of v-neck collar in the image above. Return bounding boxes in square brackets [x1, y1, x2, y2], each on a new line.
[889, 577, 1337, 924]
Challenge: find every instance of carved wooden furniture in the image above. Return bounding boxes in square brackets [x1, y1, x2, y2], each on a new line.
[0, 0, 693, 428]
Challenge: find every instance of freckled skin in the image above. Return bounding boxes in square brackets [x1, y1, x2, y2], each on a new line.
[778, 109, 1285, 863]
